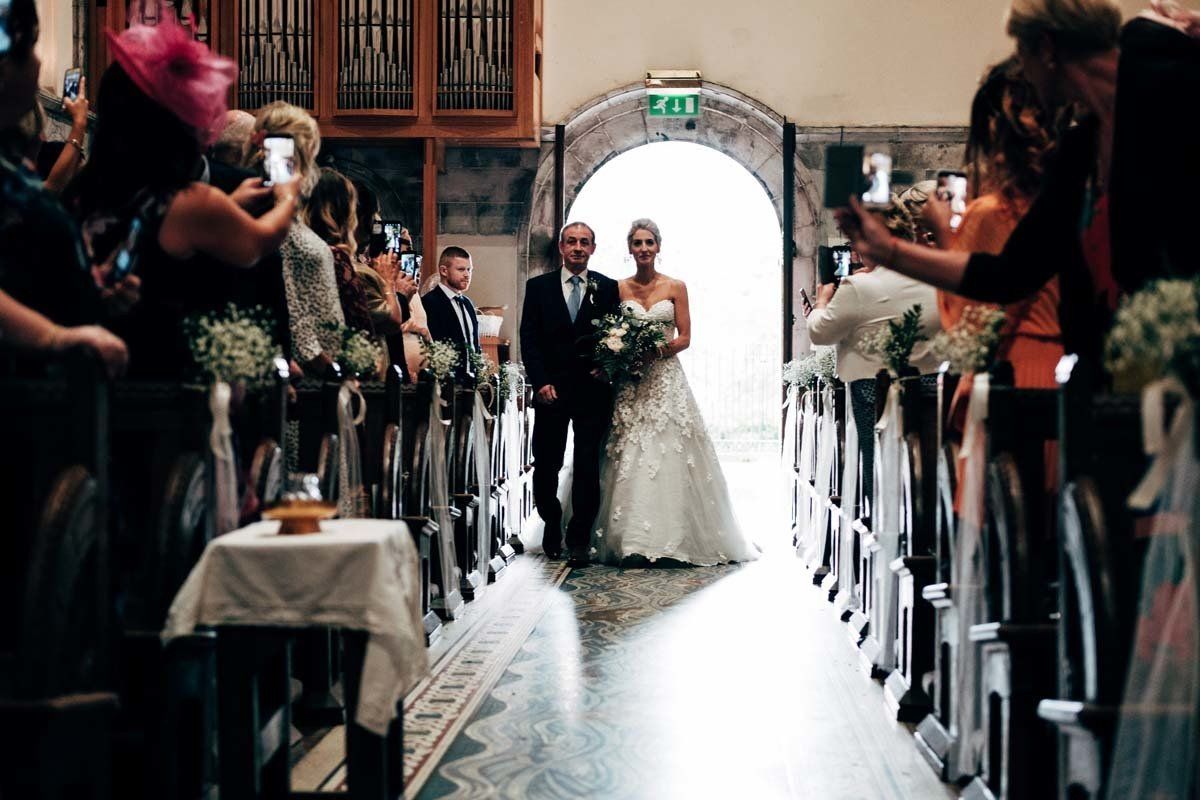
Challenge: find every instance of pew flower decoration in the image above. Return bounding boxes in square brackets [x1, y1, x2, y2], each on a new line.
[860, 304, 929, 377]
[421, 339, 461, 382]
[929, 305, 1007, 374]
[468, 349, 506, 407]
[499, 362, 521, 407]
[321, 322, 386, 380]
[812, 346, 838, 384]
[1104, 278, 1200, 394]
[590, 308, 668, 384]
[782, 358, 815, 388]
[183, 303, 280, 388]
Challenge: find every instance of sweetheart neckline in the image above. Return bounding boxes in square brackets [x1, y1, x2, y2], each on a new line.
[621, 298, 675, 313]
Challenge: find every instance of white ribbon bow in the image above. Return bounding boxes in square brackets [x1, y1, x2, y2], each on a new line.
[209, 382, 239, 535]
[1128, 377, 1194, 511]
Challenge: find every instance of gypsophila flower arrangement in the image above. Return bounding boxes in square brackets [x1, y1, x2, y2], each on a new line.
[468, 349, 505, 407]
[183, 303, 280, 388]
[859, 304, 929, 377]
[929, 305, 1007, 374]
[782, 358, 814, 388]
[1105, 278, 1200, 393]
[320, 322, 385, 380]
[498, 362, 520, 407]
[590, 307, 668, 384]
[812, 346, 838, 384]
[421, 339, 461, 382]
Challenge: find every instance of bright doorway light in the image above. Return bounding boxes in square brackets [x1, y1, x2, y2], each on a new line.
[568, 141, 783, 456]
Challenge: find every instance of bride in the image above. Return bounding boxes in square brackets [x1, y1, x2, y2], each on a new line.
[592, 219, 758, 566]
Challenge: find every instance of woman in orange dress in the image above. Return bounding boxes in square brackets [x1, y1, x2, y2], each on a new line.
[927, 57, 1063, 389]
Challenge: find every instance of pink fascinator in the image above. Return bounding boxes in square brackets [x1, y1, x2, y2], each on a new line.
[106, 14, 237, 146]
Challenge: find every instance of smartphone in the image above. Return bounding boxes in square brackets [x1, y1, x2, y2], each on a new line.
[0, 0, 12, 58]
[937, 170, 969, 231]
[109, 216, 143, 284]
[367, 220, 387, 258]
[382, 221, 410, 254]
[399, 252, 419, 279]
[800, 287, 814, 317]
[831, 245, 853, 278]
[861, 149, 892, 208]
[62, 68, 81, 104]
[261, 134, 296, 187]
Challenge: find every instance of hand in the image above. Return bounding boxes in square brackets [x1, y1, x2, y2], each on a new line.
[536, 384, 558, 405]
[401, 319, 430, 339]
[816, 282, 837, 308]
[230, 177, 273, 214]
[921, 192, 954, 246]
[835, 196, 894, 265]
[393, 270, 419, 300]
[98, 274, 141, 316]
[288, 359, 305, 378]
[373, 250, 399, 284]
[63, 77, 89, 130]
[398, 227, 413, 251]
[56, 324, 129, 378]
[272, 179, 299, 207]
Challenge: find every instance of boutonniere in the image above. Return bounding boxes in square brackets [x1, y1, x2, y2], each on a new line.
[586, 277, 600, 304]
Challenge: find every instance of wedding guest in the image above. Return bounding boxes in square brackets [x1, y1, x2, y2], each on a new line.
[305, 168, 377, 336]
[250, 101, 343, 373]
[423, 246, 480, 384]
[808, 195, 941, 503]
[0, 86, 87, 195]
[924, 58, 1063, 389]
[65, 17, 296, 377]
[211, 109, 256, 169]
[0, 0, 127, 377]
[350, 181, 427, 381]
[839, 0, 1198, 369]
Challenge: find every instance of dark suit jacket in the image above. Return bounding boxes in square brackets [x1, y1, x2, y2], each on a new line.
[519, 269, 620, 396]
[422, 285, 480, 383]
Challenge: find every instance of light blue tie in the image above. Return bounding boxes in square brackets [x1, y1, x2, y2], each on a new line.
[567, 275, 583, 323]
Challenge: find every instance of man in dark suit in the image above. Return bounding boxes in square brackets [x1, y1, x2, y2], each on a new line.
[422, 246, 481, 384]
[519, 222, 620, 567]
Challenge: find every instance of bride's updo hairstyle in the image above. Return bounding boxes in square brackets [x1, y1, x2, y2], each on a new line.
[626, 218, 662, 247]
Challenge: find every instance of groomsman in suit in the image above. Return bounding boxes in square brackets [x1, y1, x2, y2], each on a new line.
[422, 246, 480, 384]
[519, 222, 620, 567]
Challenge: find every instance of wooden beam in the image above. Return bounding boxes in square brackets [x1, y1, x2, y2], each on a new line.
[422, 137, 439, 281]
[782, 119, 796, 363]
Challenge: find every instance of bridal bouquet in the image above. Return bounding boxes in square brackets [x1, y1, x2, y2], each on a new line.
[929, 305, 1007, 374]
[860, 304, 928, 377]
[590, 308, 668, 384]
[184, 303, 281, 388]
[1105, 277, 1200, 394]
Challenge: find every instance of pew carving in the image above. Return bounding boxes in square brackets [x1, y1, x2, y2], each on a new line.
[398, 380, 445, 644]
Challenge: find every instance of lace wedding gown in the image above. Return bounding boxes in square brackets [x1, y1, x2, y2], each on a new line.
[594, 299, 759, 566]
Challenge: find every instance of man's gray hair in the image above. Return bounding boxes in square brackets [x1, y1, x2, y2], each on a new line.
[559, 221, 597, 244]
[212, 110, 256, 167]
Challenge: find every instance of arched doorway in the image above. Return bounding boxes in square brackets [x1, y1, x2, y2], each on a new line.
[567, 141, 782, 457]
[518, 81, 824, 359]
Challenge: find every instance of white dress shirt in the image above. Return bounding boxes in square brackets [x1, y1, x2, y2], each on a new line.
[806, 267, 942, 383]
[439, 281, 475, 346]
[561, 267, 589, 305]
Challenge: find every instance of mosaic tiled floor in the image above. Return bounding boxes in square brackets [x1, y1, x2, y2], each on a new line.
[410, 554, 953, 800]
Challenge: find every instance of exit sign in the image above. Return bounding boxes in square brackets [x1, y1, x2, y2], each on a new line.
[648, 92, 700, 117]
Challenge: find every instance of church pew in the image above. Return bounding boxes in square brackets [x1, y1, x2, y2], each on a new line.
[0, 353, 118, 800]
[451, 386, 485, 600]
[423, 378, 466, 622]
[397, 380, 445, 645]
[821, 382, 848, 602]
[786, 385, 805, 547]
[961, 369, 1059, 800]
[792, 385, 818, 550]
[858, 370, 896, 678]
[915, 369, 965, 780]
[480, 376, 514, 580]
[1037, 361, 1146, 800]
[885, 373, 941, 722]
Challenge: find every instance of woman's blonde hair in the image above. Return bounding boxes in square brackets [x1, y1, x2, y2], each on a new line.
[304, 168, 358, 257]
[250, 101, 321, 198]
[1005, 0, 1122, 56]
[626, 218, 662, 247]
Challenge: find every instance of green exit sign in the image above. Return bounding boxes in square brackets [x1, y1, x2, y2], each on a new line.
[648, 92, 700, 117]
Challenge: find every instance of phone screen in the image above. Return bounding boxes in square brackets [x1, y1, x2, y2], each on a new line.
[832, 246, 853, 278]
[938, 171, 969, 231]
[382, 222, 408, 254]
[63, 68, 81, 102]
[800, 287, 813, 316]
[862, 150, 892, 207]
[110, 216, 143, 284]
[399, 252, 419, 279]
[0, 0, 12, 58]
[262, 135, 296, 187]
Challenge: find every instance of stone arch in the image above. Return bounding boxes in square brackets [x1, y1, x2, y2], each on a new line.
[519, 80, 822, 354]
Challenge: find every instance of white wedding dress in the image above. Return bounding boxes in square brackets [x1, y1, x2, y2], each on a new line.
[594, 299, 759, 566]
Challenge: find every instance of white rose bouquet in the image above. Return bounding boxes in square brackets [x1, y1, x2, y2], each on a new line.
[590, 307, 668, 384]
[184, 303, 281, 388]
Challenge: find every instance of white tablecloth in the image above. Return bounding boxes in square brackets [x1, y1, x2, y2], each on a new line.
[163, 519, 429, 736]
